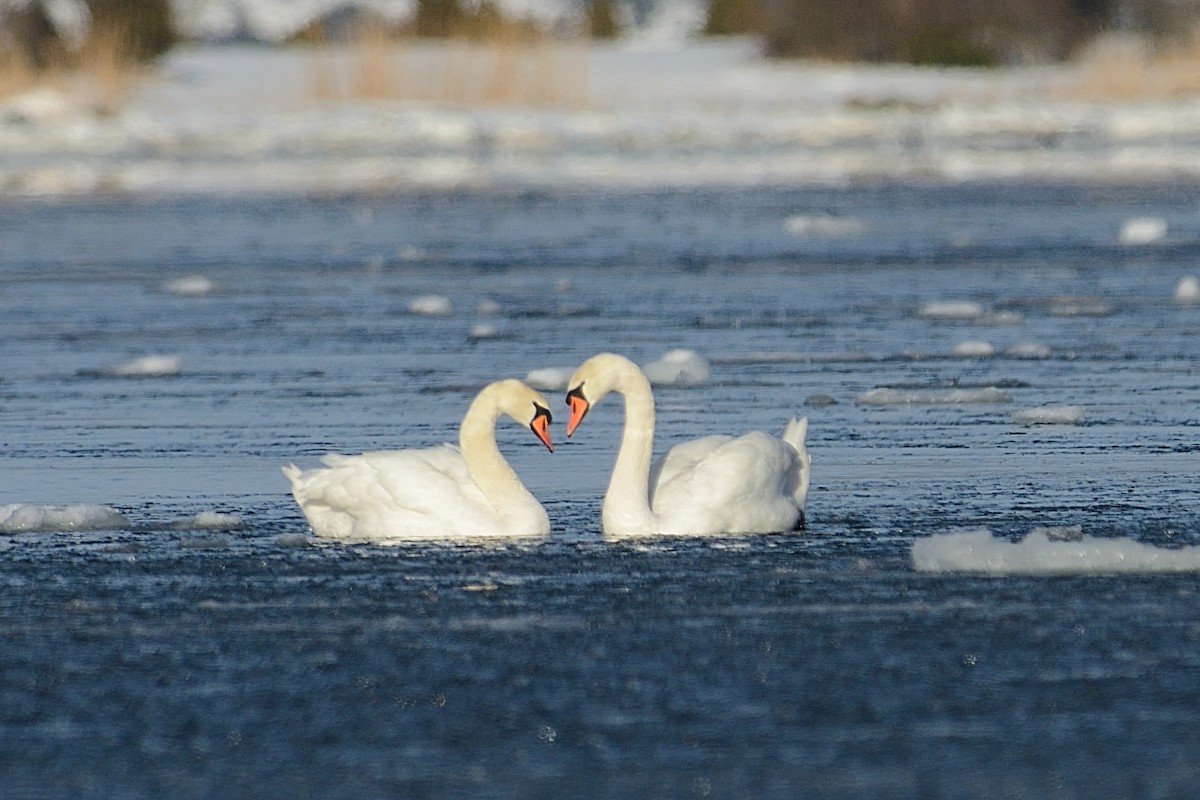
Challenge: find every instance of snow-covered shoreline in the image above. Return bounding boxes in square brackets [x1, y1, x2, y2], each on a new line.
[5, 38, 1200, 197]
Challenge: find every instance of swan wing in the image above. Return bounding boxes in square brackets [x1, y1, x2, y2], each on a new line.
[650, 431, 805, 534]
[289, 445, 500, 539]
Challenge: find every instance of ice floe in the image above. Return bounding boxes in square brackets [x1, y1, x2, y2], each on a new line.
[783, 213, 865, 237]
[912, 527, 1200, 574]
[164, 275, 216, 297]
[524, 367, 575, 391]
[857, 387, 1013, 405]
[1011, 404, 1085, 425]
[917, 300, 985, 320]
[170, 511, 245, 530]
[1118, 216, 1167, 245]
[951, 340, 995, 358]
[95, 355, 184, 378]
[1173, 275, 1200, 305]
[641, 349, 711, 386]
[468, 322, 507, 341]
[1004, 342, 1051, 359]
[409, 295, 454, 316]
[0, 504, 130, 533]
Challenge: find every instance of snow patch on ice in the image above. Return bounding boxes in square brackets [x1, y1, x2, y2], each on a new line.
[0, 504, 130, 533]
[913, 527, 1200, 574]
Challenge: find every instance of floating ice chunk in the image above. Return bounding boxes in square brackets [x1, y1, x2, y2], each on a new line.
[468, 323, 506, 340]
[0, 504, 130, 533]
[918, 300, 985, 320]
[784, 213, 865, 237]
[102, 355, 183, 377]
[642, 349, 711, 386]
[1173, 275, 1200, 305]
[912, 528, 1200, 574]
[1048, 296, 1112, 317]
[164, 275, 215, 297]
[409, 295, 453, 316]
[1012, 404, 1084, 425]
[1005, 342, 1051, 359]
[856, 387, 1012, 405]
[1118, 216, 1167, 245]
[475, 298, 502, 315]
[524, 367, 574, 391]
[171, 511, 245, 530]
[951, 340, 994, 357]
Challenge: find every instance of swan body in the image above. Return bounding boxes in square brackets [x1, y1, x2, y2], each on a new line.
[566, 353, 810, 537]
[283, 379, 553, 541]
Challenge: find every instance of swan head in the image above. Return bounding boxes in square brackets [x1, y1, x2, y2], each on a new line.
[478, 379, 554, 452]
[564, 352, 641, 436]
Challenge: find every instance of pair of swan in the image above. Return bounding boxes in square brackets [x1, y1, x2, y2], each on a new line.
[284, 353, 811, 541]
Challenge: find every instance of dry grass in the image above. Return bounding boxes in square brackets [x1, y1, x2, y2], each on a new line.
[310, 20, 589, 108]
[0, 20, 144, 112]
[1074, 30, 1200, 99]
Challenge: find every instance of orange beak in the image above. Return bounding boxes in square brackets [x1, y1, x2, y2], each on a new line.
[566, 385, 590, 437]
[530, 404, 553, 452]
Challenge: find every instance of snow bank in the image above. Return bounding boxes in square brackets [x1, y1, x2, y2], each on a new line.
[0, 504, 130, 533]
[857, 387, 1012, 405]
[913, 528, 1200, 574]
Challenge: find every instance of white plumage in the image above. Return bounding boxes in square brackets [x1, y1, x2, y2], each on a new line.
[283, 379, 553, 542]
[565, 353, 810, 537]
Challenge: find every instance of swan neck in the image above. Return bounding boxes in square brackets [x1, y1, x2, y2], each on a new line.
[603, 367, 657, 532]
[459, 393, 529, 517]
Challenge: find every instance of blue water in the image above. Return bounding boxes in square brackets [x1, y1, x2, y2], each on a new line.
[2, 182, 1200, 797]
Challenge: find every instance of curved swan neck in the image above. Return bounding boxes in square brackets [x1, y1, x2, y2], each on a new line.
[601, 359, 658, 533]
[459, 386, 531, 516]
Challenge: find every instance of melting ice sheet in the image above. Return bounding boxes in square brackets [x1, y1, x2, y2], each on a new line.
[913, 528, 1200, 575]
[0, 504, 130, 533]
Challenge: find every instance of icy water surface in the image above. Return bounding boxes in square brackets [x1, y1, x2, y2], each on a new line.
[3, 182, 1200, 797]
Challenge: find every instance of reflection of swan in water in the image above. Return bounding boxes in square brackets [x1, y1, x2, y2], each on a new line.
[565, 353, 810, 537]
[283, 380, 553, 541]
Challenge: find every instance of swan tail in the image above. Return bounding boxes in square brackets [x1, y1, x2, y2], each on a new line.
[782, 417, 811, 510]
[282, 463, 302, 485]
[783, 417, 808, 454]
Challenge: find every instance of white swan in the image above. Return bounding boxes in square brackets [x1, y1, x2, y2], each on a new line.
[283, 379, 553, 541]
[565, 353, 810, 537]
